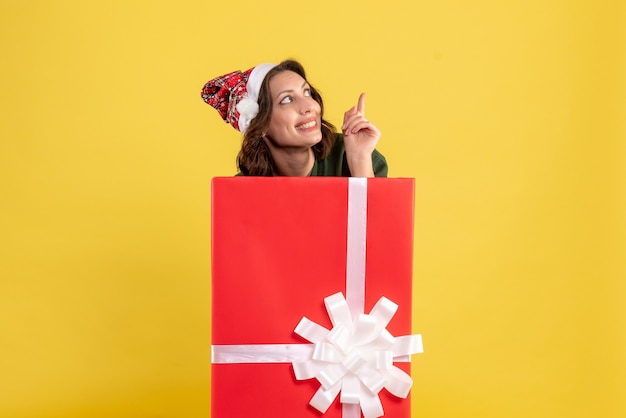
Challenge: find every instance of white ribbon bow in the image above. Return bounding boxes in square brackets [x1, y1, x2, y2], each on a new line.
[292, 292, 423, 418]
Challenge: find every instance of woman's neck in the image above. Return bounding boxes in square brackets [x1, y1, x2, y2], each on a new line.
[270, 146, 315, 177]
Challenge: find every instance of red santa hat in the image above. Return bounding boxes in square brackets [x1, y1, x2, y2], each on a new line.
[201, 63, 276, 134]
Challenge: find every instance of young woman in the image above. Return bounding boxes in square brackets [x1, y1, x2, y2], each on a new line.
[201, 59, 387, 177]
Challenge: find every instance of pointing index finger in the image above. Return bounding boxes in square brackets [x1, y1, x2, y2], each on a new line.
[357, 92, 366, 114]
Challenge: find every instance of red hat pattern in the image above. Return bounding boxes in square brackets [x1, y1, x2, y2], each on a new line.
[201, 63, 276, 133]
[201, 68, 253, 132]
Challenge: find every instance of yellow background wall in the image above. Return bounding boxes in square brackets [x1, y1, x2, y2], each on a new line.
[1, 1, 624, 417]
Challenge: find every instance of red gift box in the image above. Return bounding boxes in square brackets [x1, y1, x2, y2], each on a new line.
[211, 177, 421, 418]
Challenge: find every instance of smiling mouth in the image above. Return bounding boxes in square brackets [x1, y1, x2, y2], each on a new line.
[295, 120, 317, 130]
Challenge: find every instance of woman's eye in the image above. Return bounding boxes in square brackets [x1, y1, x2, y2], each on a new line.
[279, 95, 293, 104]
[304, 88, 311, 97]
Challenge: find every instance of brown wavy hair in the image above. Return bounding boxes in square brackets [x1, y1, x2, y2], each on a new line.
[236, 60, 337, 176]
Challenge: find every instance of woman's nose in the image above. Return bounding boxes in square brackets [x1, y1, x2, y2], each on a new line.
[300, 100, 314, 114]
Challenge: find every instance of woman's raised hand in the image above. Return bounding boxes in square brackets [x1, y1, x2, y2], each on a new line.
[342, 93, 381, 177]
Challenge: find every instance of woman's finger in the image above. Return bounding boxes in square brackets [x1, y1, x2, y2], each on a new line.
[344, 118, 378, 136]
[343, 112, 367, 126]
[357, 93, 366, 114]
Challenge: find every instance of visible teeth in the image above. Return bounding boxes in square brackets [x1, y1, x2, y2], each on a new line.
[296, 120, 316, 129]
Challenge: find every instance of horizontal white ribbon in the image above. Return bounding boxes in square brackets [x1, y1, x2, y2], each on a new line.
[212, 344, 313, 363]
[211, 343, 414, 365]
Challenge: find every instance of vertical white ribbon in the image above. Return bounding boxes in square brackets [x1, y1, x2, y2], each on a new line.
[343, 177, 368, 418]
[345, 177, 368, 319]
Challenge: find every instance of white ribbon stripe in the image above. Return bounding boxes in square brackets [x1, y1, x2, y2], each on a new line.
[292, 292, 423, 418]
[212, 344, 313, 364]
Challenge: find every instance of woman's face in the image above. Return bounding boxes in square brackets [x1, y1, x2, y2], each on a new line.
[265, 70, 322, 149]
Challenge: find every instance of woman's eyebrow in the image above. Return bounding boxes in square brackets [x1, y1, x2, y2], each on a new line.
[274, 81, 309, 101]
